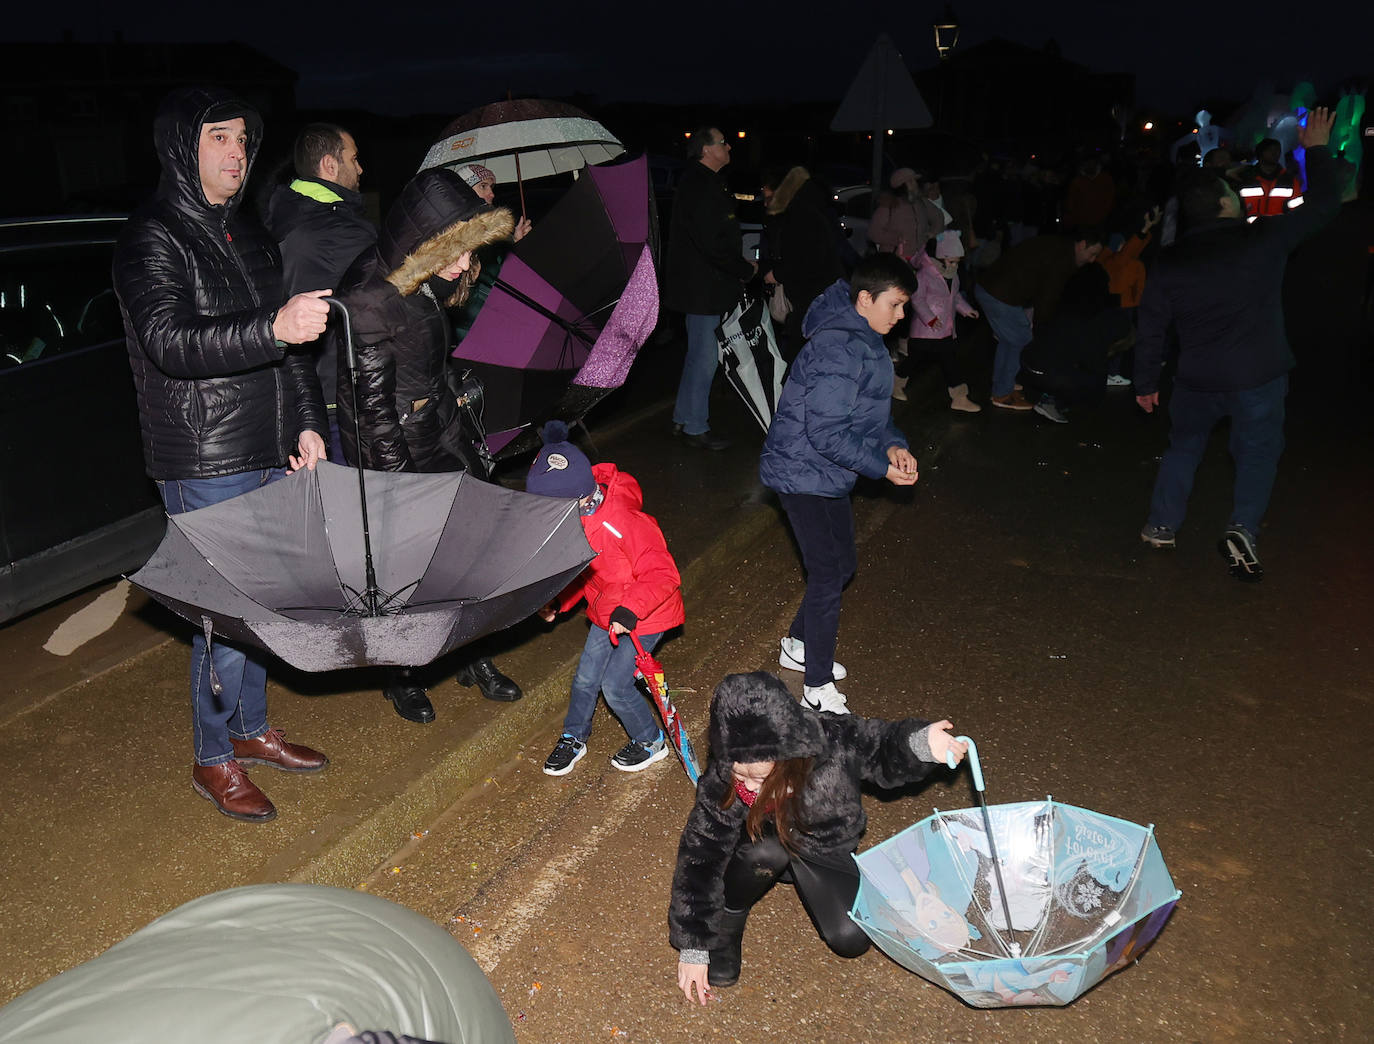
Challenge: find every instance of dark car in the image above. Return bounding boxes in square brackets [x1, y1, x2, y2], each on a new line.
[0, 216, 163, 623]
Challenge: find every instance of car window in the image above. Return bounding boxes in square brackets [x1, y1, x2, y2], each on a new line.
[842, 191, 873, 219]
[0, 242, 121, 368]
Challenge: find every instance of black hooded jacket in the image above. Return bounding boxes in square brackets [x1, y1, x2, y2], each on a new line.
[334, 169, 513, 473]
[265, 177, 378, 406]
[113, 86, 326, 480]
[668, 673, 937, 956]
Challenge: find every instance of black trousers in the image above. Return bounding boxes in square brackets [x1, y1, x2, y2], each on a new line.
[722, 831, 871, 958]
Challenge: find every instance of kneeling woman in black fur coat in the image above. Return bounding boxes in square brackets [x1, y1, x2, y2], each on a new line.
[669, 672, 967, 1004]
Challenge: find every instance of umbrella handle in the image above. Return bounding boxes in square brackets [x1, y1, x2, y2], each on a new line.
[606, 628, 647, 657]
[945, 735, 984, 792]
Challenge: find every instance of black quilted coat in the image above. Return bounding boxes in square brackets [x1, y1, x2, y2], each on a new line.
[113, 86, 325, 480]
[668, 672, 936, 957]
[334, 169, 513, 472]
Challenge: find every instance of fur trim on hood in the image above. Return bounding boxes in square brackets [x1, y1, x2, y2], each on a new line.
[707, 672, 825, 765]
[385, 206, 515, 301]
[766, 166, 811, 216]
[376, 167, 515, 306]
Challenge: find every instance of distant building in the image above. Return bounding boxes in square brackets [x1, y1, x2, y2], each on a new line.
[1, 40, 296, 216]
[914, 38, 1134, 155]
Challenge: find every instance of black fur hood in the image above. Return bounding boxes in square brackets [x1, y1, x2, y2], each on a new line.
[669, 673, 941, 956]
[707, 671, 825, 765]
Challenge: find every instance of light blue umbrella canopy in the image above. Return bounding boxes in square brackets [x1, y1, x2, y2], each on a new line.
[852, 794, 1180, 1008]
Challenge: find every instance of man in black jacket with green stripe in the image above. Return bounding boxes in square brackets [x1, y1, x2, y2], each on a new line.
[266, 123, 376, 461]
[1134, 107, 1344, 581]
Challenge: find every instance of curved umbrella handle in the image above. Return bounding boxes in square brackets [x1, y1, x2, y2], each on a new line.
[945, 734, 984, 792]
[606, 628, 646, 656]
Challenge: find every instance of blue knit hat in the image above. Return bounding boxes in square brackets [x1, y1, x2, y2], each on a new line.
[525, 421, 595, 499]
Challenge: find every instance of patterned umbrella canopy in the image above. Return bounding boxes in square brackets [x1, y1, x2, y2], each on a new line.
[420, 99, 624, 183]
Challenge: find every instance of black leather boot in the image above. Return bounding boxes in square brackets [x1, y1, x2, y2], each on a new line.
[383, 670, 435, 723]
[456, 657, 522, 702]
[707, 907, 749, 988]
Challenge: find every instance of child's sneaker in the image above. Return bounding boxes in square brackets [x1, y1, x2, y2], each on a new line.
[778, 636, 847, 681]
[802, 682, 850, 715]
[543, 734, 586, 776]
[610, 733, 670, 772]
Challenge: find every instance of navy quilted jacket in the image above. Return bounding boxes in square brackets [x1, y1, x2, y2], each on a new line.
[759, 280, 906, 496]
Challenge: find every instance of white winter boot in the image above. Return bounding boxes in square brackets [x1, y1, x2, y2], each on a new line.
[948, 383, 982, 413]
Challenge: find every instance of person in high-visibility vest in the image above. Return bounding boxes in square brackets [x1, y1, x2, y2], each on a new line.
[1234, 138, 1304, 220]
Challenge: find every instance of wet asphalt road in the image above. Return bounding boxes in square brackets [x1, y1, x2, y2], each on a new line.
[1, 329, 1371, 1043]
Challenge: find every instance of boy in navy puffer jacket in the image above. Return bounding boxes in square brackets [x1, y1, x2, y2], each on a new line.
[759, 254, 920, 715]
[528, 422, 686, 776]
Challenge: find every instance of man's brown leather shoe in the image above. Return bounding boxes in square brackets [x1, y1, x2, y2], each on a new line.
[231, 727, 329, 773]
[192, 761, 276, 822]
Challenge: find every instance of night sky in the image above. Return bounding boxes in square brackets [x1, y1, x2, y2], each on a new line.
[8, 1, 1372, 118]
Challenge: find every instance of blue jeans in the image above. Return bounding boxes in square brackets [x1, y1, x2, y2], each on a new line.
[1146, 375, 1287, 534]
[563, 625, 663, 745]
[779, 493, 856, 688]
[157, 469, 277, 766]
[673, 313, 720, 436]
[974, 285, 1032, 397]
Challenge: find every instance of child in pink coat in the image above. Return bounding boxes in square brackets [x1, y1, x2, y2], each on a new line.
[893, 231, 981, 412]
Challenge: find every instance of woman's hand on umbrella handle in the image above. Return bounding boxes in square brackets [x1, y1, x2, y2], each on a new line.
[678, 961, 712, 1005]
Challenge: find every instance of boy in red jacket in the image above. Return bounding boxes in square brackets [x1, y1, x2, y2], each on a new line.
[528, 422, 686, 775]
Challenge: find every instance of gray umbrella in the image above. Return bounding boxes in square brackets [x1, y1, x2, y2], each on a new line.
[129, 460, 593, 673]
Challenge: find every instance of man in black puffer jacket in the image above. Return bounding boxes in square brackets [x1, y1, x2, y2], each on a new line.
[114, 86, 332, 823]
[334, 167, 524, 721]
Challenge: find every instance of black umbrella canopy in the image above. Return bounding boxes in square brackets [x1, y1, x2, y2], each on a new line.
[130, 461, 594, 672]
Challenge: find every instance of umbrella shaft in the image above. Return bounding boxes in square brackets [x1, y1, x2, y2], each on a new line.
[329, 297, 385, 618]
[978, 792, 1020, 957]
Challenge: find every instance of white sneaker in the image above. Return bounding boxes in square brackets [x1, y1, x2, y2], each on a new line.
[779, 636, 847, 681]
[802, 682, 850, 715]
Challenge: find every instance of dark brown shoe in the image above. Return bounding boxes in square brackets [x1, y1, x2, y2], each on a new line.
[192, 761, 276, 822]
[231, 727, 328, 773]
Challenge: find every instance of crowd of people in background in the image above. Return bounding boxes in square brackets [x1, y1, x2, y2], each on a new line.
[724, 105, 1363, 584]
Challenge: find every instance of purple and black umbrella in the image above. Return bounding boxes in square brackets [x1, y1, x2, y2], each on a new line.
[453, 155, 658, 457]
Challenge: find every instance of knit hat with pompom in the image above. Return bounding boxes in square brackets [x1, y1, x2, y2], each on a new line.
[525, 420, 596, 499]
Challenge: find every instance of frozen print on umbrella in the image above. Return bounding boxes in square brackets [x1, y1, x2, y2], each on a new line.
[851, 797, 1180, 1008]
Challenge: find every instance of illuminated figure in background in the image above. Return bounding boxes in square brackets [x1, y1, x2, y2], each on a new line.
[1330, 91, 1366, 173]
[1170, 111, 1226, 167]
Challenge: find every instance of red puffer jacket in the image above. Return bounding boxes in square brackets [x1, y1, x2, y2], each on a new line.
[554, 463, 685, 635]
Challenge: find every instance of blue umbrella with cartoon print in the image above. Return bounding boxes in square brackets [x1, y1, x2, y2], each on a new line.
[849, 738, 1181, 1008]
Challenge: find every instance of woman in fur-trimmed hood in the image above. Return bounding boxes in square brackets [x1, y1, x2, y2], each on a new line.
[668, 672, 967, 1004]
[335, 167, 514, 472]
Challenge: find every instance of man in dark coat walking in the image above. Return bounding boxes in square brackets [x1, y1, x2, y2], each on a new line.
[113, 86, 332, 822]
[1134, 108, 1343, 581]
[265, 123, 375, 462]
[663, 126, 757, 450]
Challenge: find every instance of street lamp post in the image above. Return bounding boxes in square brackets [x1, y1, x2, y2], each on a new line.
[933, 5, 960, 128]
